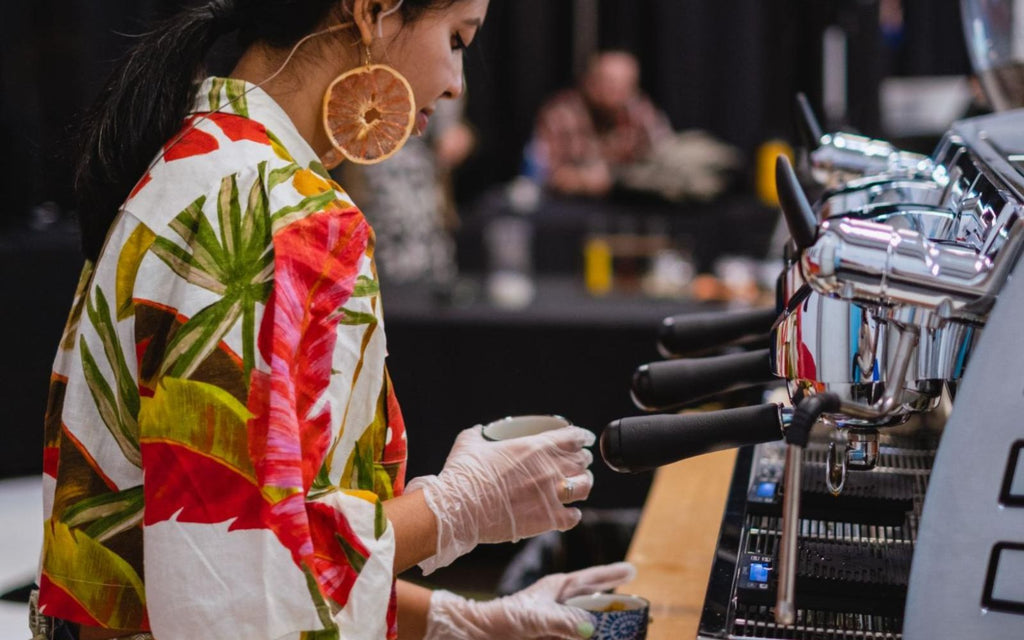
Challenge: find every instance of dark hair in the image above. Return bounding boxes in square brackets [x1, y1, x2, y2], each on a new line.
[74, 0, 459, 261]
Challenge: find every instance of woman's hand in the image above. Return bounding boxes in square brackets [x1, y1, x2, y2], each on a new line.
[407, 425, 595, 573]
[423, 562, 637, 640]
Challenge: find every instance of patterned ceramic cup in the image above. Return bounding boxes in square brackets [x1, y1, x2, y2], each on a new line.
[480, 414, 571, 441]
[564, 593, 650, 640]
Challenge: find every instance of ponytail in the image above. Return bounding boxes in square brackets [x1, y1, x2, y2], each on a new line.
[74, 3, 236, 261]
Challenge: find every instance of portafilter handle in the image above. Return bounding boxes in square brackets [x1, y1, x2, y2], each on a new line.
[657, 307, 778, 358]
[600, 403, 789, 474]
[631, 348, 775, 411]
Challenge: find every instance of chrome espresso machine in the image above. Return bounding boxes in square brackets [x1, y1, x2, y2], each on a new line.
[600, 2, 1024, 637]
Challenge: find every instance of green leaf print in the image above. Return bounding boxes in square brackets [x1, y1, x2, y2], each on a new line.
[207, 77, 249, 117]
[268, 164, 301, 190]
[301, 564, 341, 639]
[207, 77, 227, 111]
[337, 309, 378, 326]
[80, 339, 141, 468]
[224, 78, 249, 118]
[374, 500, 387, 540]
[79, 287, 141, 467]
[160, 296, 243, 379]
[334, 533, 367, 574]
[271, 191, 338, 231]
[351, 276, 379, 298]
[63, 486, 144, 543]
[86, 288, 140, 420]
[150, 165, 275, 382]
[308, 462, 336, 502]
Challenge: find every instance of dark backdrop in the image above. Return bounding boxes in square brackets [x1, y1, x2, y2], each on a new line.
[1, 0, 970, 224]
[454, 0, 971, 202]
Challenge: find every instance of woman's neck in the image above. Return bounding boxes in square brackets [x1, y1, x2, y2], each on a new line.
[231, 43, 353, 157]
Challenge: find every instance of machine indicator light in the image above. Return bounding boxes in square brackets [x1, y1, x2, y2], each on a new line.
[755, 482, 777, 499]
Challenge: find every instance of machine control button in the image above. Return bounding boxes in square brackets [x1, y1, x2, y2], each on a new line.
[737, 553, 773, 592]
[982, 542, 1024, 614]
[999, 441, 1024, 507]
[748, 561, 771, 583]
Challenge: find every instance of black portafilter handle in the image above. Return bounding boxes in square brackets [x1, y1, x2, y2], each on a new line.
[632, 348, 774, 411]
[776, 154, 818, 251]
[657, 307, 778, 358]
[601, 403, 787, 473]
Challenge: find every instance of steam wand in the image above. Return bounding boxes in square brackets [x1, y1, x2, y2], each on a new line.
[775, 392, 840, 625]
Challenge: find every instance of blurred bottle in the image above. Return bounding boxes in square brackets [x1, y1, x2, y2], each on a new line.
[755, 139, 794, 207]
[583, 234, 613, 296]
[486, 145, 546, 309]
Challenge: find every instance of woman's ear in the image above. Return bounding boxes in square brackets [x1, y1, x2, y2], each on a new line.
[351, 0, 400, 47]
[351, 0, 377, 47]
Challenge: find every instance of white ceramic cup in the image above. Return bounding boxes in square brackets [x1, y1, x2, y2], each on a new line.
[564, 593, 650, 640]
[480, 414, 571, 441]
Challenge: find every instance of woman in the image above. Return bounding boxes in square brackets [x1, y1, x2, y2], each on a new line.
[35, 1, 634, 639]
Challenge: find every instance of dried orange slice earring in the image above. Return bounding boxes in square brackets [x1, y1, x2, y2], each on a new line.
[322, 52, 416, 166]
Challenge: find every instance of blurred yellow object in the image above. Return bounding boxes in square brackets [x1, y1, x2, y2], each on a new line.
[584, 236, 613, 296]
[756, 139, 794, 206]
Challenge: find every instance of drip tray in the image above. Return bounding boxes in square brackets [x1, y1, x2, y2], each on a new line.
[698, 437, 934, 639]
[737, 537, 912, 616]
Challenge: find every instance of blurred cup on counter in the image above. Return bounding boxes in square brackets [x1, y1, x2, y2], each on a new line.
[564, 593, 650, 640]
[481, 414, 571, 441]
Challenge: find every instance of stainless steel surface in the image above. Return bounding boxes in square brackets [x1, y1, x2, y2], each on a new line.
[699, 105, 1024, 638]
[775, 443, 803, 625]
[845, 429, 879, 470]
[810, 132, 932, 188]
[825, 441, 845, 495]
[773, 110, 1024, 430]
[962, 0, 1024, 110]
[801, 217, 1021, 313]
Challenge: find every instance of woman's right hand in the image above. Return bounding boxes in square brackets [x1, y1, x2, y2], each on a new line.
[407, 424, 595, 574]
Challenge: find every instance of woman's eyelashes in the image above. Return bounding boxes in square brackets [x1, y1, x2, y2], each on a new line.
[451, 32, 467, 51]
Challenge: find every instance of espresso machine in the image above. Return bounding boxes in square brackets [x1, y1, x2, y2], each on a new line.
[600, 2, 1024, 637]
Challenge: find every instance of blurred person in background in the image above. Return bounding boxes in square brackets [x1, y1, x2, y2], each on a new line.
[530, 50, 672, 198]
[531, 50, 739, 203]
[34, 1, 633, 639]
[337, 95, 474, 289]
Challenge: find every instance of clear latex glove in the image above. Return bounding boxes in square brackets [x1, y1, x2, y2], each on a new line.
[424, 562, 637, 640]
[407, 425, 595, 574]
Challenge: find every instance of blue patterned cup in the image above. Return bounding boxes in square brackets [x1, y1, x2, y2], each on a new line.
[564, 593, 650, 640]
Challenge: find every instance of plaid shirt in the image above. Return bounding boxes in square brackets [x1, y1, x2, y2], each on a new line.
[532, 88, 672, 180]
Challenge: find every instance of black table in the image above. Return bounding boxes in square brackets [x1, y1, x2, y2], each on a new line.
[382, 274, 731, 509]
[456, 189, 780, 276]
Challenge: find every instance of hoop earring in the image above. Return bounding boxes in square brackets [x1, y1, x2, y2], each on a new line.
[321, 45, 416, 167]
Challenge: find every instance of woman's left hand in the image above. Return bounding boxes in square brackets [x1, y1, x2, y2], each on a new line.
[422, 562, 636, 640]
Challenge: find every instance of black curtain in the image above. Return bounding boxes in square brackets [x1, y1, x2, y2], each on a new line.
[455, 0, 971, 204]
[1, 0, 972, 221]
[0, 0, 185, 226]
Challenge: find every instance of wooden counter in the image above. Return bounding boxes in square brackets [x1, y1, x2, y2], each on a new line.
[619, 448, 738, 639]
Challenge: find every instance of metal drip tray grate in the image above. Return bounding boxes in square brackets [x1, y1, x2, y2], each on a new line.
[698, 437, 935, 639]
[732, 605, 903, 639]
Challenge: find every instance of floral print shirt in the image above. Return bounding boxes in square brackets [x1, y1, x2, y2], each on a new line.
[38, 77, 407, 640]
